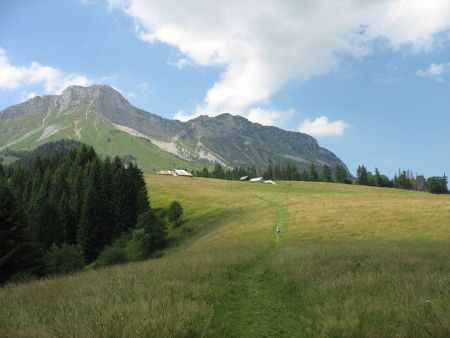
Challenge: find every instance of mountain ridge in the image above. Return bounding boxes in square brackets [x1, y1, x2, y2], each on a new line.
[0, 84, 348, 172]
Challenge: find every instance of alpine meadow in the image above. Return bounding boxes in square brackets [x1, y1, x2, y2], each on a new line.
[1, 176, 449, 337]
[1, 1, 450, 337]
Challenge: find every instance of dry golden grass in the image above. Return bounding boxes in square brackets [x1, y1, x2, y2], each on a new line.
[1, 176, 449, 337]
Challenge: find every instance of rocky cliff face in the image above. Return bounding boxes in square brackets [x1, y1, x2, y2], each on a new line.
[0, 84, 347, 170]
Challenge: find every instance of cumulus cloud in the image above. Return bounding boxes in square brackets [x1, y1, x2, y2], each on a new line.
[373, 63, 401, 84]
[167, 57, 192, 70]
[246, 108, 294, 126]
[174, 110, 198, 122]
[416, 62, 450, 82]
[127, 82, 151, 99]
[299, 116, 348, 137]
[0, 47, 91, 94]
[21, 91, 38, 102]
[136, 82, 151, 96]
[110, 0, 450, 122]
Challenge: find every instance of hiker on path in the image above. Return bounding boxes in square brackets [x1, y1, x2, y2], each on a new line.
[275, 225, 281, 236]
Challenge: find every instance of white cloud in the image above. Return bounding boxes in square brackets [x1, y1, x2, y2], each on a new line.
[416, 62, 450, 82]
[136, 82, 151, 96]
[299, 116, 348, 137]
[0, 47, 91, 94]
[100, 75, 118, 82]
[21, 91, 38, 102]
[246, 108, 293, 126]
[174, 110, 198, 122]
[126, 82, 151, 99]
[167, 58, 191, 69]
[373, 63, 401, 84]
[110, 0, 450, 120]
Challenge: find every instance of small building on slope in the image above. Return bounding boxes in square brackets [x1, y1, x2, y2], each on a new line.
[174, 169, 193, 177]
[157, 169, 193, 177]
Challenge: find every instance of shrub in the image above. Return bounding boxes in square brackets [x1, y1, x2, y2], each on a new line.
[126, 228, 148, 261]
[43, 244, 85, 275]
[168, 201, 183, 226]
[96, 246, 128, 267]
[126, 210, 167, 261]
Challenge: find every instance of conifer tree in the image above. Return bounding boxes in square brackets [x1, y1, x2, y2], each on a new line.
[0, 183, 36, 283]
[28, 170, 63, 249]
[301, 169, 309, 181]
[274, 164, 281, 180]
[321, 164, 332, 182]
[201, 166, 209, 177]
[266, 165, 274, 180]
[356, 165, 369, 185]
[308, 163, 319, 181]
[78, 159, 103, 262]
[212, 162, 224, 179]
[335, 163, 350, 184]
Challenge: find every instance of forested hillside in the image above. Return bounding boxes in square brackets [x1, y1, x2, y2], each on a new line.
[0, 141, 151, 283]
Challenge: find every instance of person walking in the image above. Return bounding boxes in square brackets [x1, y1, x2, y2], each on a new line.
[275, 225, 281, 236]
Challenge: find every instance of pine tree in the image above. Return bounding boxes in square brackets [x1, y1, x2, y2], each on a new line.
[212, 162, 224, 179]
[301, 169, 309, 181]
[28, 170, 63, 249]
[265, 165, 274, 180]
[0, 183, 36, 284]
[128, 163, 150, 220]
[335, 163, 350, 184]
[99, 157, 115, 244]
[321, 164, 332, 182]
[201, 166, 209, 177]
[427, 175, 448, 194]
[356, 165, 369, 185]
[274, 164, 281, 180]
[394, 170, 412, 190]
[373, 168, 381, 187]
[77, 160, 103, 262]
[308, 163, 319, 182]
[250, 165, 257, 178]
[112, 157, 130, 235]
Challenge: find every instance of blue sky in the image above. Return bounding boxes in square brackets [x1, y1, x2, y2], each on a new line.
[1, 0, 449, 179]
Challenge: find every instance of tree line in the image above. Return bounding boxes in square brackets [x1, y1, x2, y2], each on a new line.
[356, 165, 448, 194]
[194, 162, 351, 183]
[193, 162, 448, 194]
[0, 141, 181, 284]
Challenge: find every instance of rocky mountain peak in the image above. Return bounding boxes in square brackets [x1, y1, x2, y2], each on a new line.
[0, 84, 349, 171]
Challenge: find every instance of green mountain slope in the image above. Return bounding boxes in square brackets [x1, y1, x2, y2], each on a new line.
[0, 84, 348, 172]
[0, 104, 207, 172]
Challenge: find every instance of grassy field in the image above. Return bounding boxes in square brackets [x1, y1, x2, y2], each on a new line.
[1, 176, 449, 337]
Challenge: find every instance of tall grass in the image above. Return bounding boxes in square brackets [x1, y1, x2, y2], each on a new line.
[1, 176, 449, 337]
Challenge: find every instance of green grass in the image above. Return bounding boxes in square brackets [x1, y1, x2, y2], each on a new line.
[1, 177, 449, 337]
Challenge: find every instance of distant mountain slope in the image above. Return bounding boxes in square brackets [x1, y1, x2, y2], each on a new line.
[0, 84, 348, 172]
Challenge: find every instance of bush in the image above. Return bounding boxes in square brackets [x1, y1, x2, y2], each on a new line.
[168, 201, 183, 226]
[126, 210, 167, 261]
[96, 246, 128, 267]
[126, 228, 148, 261]
[43, 244, 85, 275]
